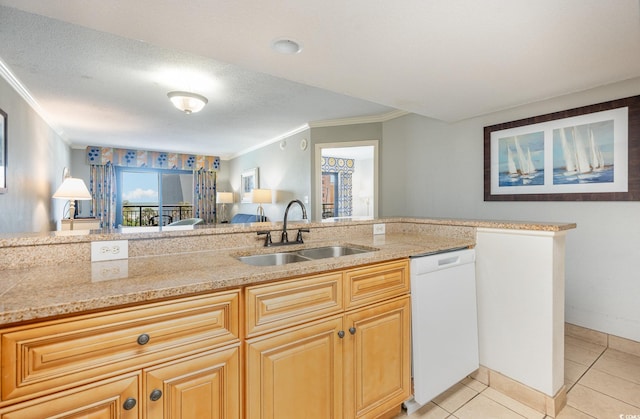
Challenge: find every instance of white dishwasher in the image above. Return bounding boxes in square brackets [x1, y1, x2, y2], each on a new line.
[406, 247, 479, 412]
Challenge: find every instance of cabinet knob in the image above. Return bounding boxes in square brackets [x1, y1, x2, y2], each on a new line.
[337, 330, 345, 338]
[123, 397, 137, 410]
[149, 389, 163, 402]
[137, 333, 150, 345]
[349, 327, 356, 335]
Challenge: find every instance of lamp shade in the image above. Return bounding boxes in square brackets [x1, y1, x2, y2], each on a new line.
[251, 189, 272, 204]
[167, 91, 208, 114]
[52, 178, 92, 200]
[216, 192, 234, 204]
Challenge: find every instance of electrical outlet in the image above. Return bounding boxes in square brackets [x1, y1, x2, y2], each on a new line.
[373, 223, 386, 235]
[91, 240, 128, 262]
[91, 260, 129, 282]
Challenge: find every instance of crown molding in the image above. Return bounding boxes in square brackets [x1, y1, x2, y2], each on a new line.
[308, 109, 409, 128]
[227, 109, 409, 160]
[0, 57, 69, 143]
[226, 123, 310, 160]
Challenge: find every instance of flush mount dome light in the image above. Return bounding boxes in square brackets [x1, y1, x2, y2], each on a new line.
[167, 91, 208, 114]
[271, 38, 302, 54]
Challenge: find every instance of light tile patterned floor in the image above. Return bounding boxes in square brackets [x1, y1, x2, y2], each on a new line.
[395, 334, 640, 418]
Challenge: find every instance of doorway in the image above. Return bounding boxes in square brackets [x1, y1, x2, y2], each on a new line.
[322, 172, 338, 218]
[314, 140, 378, 221]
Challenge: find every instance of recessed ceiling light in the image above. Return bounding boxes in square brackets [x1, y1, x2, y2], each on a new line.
[271, 38, 302, 55]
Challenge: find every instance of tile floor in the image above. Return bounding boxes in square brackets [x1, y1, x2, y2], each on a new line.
[395, 333, 640, 418]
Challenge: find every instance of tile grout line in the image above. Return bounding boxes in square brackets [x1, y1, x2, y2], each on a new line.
[448, 385, 531, 419]
[574, 360, 640, 410]
[565, 338, 608, 393]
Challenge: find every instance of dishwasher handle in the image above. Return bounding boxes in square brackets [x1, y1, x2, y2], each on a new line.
[438, 255, 460, 267]
[410, 248, 475, 274]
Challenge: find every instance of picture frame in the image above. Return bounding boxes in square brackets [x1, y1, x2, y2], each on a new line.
[0, 108, 6, 193]
[240, 167, 259, 203]
[484, 95, 640, 201]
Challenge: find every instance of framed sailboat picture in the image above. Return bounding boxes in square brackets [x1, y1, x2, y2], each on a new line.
[484, 95, 640, 201]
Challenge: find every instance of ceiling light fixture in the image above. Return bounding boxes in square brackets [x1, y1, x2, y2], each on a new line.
[271, 38, 302, 55]
[167, 91, 208, 114]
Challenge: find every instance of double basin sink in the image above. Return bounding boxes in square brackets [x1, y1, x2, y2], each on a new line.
[237, 245, 375, 266]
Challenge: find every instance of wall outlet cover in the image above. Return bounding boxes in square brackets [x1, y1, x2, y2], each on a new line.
[91, 240, 129, 262]
[373, 223, 386, 235]
[91, 260, 129, 282]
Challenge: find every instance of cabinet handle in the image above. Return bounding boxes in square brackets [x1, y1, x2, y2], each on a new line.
[337, 330, 345, 338]
[349, 327, 356, 335]
[149, 389, 163, 402]
[123, 397, 137, 410]
[137, 333, 150, 345]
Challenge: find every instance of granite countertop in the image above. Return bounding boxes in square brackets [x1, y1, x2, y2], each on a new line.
[0, 217, 576, 248]
[0, 232, 474, 326]
[0, 217, 577, 327]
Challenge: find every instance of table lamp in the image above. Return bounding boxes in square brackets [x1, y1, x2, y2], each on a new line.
[216, 191, 234, 223]
[53, 169, 92, 228]
[251, 189, 272, 219]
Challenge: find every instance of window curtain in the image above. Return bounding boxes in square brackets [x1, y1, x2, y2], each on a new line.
[89, 162, 117, 229]
[194, 168, 216, 224]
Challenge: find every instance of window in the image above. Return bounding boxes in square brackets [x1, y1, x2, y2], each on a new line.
[116, 168, 193, 227]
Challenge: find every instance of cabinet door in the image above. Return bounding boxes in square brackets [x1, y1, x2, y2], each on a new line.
[144, 344, 241, 419]
[2, 290, 240, 404]
[246, 315, 343, 419]
[343, 296, 411, 419]
[0, 372, 140, 419]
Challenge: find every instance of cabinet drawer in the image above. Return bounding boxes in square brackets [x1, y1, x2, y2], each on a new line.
[0, 372, 140, 419]
[245, 272, 343, 337]
[344, 259, 410, 310]
[1, 290, 240, 404]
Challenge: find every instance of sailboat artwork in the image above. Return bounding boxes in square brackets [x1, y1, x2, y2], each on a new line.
[552, 119, 614, 185]
[498, 132, 544, 187]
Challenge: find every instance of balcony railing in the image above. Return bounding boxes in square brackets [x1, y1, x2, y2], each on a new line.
[122, 205, 194, 226]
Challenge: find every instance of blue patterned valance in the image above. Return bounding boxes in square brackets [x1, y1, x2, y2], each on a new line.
[86, 146, 220, 171]
[321, 156, 355, 173]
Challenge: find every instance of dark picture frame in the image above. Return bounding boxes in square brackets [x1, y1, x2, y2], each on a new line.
[0, 108, 6, 193]
[484, 95, 640, 201]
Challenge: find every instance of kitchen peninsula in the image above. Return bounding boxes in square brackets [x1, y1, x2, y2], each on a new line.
[0, 217, 574, 418]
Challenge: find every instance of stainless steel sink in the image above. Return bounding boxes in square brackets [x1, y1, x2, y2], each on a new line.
[236, 245, 374, 266]
[237, 252, 312, 266]
[296, 245, 371, 259]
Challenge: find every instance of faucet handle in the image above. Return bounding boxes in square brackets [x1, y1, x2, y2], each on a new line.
[296, 228, 310, 243]
[257, 231, 272, 247]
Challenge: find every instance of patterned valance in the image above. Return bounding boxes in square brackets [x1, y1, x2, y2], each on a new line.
[321, 156, 355, 173]
[86, 146, 220, 171]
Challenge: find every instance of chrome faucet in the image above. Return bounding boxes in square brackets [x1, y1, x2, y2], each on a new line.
[281, 199, 308, 243]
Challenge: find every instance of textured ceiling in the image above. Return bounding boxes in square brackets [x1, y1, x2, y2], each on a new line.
[0, 1, 639, 159]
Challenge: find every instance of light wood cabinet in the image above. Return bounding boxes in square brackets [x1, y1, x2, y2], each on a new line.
[0, 290, 241, 418]
[245, 259, 411, 419]
[0, 372, 141, 419]
[245, 271, 343, 338]
[145, 344, 241, 419]
[0, 258, 411, 419]
[343, 296, 411, 419]
[246, 316, 344, 419]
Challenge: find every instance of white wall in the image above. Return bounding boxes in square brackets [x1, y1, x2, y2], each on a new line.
[352, 157, 374, 216]
[381, 77, 640, 342]
[0, 77, 70, 233]
[228, 130, 311, 223]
